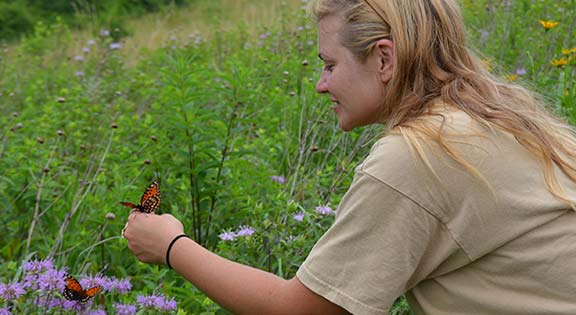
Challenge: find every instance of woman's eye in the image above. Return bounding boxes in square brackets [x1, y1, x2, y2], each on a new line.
[324, 65, 334, 72]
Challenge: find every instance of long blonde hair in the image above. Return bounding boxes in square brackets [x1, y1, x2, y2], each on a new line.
[310, 0, 576, 206]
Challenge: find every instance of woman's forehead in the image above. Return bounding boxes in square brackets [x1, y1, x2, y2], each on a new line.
[318, 14, 344, 34]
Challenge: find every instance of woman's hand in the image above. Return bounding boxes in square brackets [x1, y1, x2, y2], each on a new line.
[123, 211, 184, 265]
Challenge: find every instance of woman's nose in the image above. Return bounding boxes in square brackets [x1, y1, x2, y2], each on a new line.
[315, 71, 328, 94]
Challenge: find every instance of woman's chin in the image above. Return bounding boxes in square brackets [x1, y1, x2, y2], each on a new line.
[337, 119, 354, 132]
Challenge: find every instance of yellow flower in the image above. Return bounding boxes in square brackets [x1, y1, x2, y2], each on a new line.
[482, 58, 493, 71]
[539, 20, 559, 30]
[562, 48, 571, 55]
[506, 74, 519, 81]
[551, 57, 568, 68]
[572, 47, 576, 54]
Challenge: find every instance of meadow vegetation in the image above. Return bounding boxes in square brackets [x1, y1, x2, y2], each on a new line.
[0, 0, 575, 314]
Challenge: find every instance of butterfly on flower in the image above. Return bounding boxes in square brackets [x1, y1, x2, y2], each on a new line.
[120, 180, 161, 213]
[63, 274, 101, 304]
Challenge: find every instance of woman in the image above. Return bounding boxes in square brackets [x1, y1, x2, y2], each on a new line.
[124, 0, 576, 314]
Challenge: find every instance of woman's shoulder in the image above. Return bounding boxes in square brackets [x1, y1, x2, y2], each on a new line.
[359, 134, 420, 182]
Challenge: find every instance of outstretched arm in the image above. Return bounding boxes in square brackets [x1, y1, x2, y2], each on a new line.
[124, 212, 347, 315]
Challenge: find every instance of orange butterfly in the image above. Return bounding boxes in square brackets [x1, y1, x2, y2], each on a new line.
[120, 180, 161, 213]
[63, 275, 100, 304]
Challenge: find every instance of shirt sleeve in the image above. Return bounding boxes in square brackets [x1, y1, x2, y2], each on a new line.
[296, 169, 461, 315]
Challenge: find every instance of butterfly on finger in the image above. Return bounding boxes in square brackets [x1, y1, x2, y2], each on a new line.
[63, 274, 101, 304]
[120, 180, 161, 213]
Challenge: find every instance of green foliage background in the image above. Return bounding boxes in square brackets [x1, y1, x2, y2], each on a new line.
[0, 0, 575, 314]
[0, 0, 189, 41]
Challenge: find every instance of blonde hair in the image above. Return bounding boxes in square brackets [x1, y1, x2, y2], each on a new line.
[310, 0, 576, 206]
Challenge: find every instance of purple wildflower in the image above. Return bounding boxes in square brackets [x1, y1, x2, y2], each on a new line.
[82, 46, 90, 53]
[516, 68, 527, 75]
[74, 55, 84, 62]
[23, 258, 54, 273]
[22, 274, 39, 290]
[75, 71, 85, 77]
[63, 299, 87, 311]
[115, 303, 137, 315]
[82, 309, 106, 315]
[100, 30, 110, 37]
[34, 296, 63, 310]
[479, 29, 490, 41]
[315, 205, 335, 215]
[271, 175, 285, 184]
[218, 231, 237, 241]
[235, 225, 255, 237]
[37, 268, 67, 292]
[109, 42, 122, 50]
[138, 294, 167, 309]
[159, 297, 177, 311]
[113, 278, 132, 294]
[87, 39, 96, 45]
[0, 282, 25, 301]
[0, 308, 12, 315]
[137, 294, 160, 308]
[293, 212, 304, 222]
[137, 294, 177, 311]
[80, 274, 111, 292]
[259, 32, 270, 40]
[22, 258, 65, 291]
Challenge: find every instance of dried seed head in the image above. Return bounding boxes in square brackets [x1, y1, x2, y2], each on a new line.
[37, 137, 45, 144]
[15, 122, 23, 129]
[12, 112, 19, 117]
[143, 159, 152, 165]
[80, 144, 86, 150]
[43, 167, 50, 173]
[302, 60, 309, 66]
[289, 91, 296, 97]
[57, 130, 65, 136]
[57, 97, 66, 103]
[111, 123, 118, 129]
[151, 135, 158, 142]
[311, 145, 319, 152]
[115, 91, 122, 97]
[105, 212, 116, 220]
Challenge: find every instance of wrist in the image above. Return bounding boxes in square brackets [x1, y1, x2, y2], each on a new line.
[165, 234, 189, 269]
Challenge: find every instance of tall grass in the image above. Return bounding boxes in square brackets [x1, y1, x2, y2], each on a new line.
[0, 0, 575, 314]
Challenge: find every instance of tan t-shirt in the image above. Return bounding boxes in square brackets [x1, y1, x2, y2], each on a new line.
[297, 110, 576, 314]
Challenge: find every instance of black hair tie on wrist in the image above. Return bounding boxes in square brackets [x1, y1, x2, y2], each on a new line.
[166, 234, 189, 269]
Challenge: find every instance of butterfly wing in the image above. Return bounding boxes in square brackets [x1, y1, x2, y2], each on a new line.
[80, 286, 101, 303]
[119, 201, 139, 209]
[63, 275, 84, 301]
[63, 275, 100, 304]
[139, 180, 161, 213]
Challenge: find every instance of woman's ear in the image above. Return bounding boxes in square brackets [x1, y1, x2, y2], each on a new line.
[375, 39, 395, 83]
